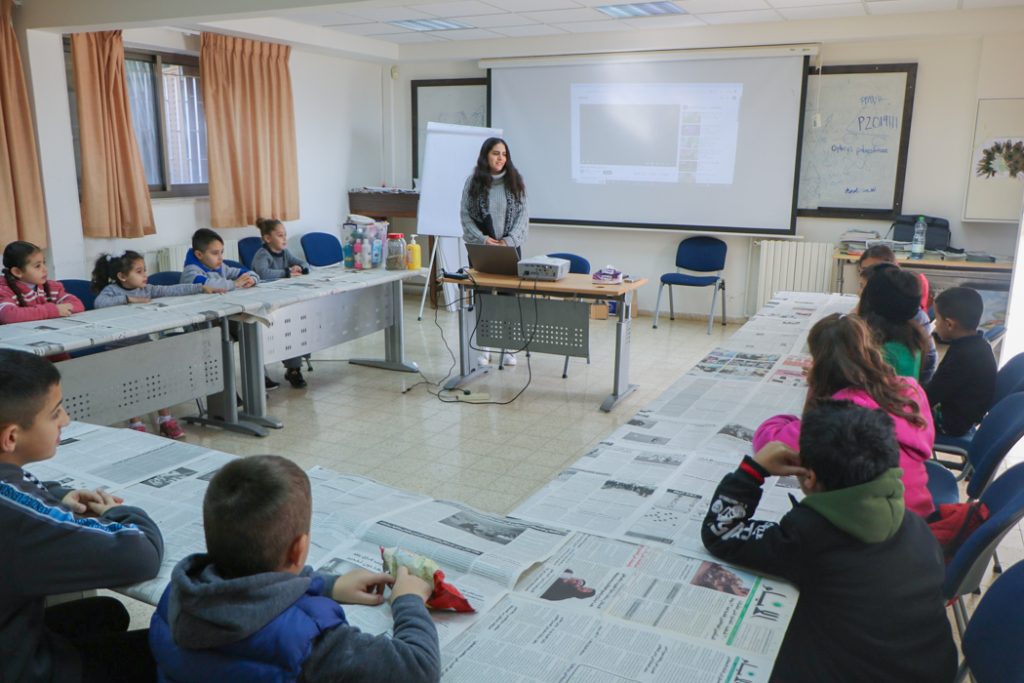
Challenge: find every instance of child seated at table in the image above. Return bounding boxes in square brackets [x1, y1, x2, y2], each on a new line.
[250, 217, 310, 388]
[181, 228, 259, 291]
[857, 245, 937, 382]
[0, 349, 163, 683]
[91, 250, 224, 439]
[702, 400, 956, 682]
[0, 240, 84, 324]
[753, 313, 935, 518]
[859, 264, 931, 380]
[926, 286, 997, 436]
[149, 455, 440, 683]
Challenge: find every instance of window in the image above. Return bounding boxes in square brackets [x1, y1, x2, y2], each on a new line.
[66, 43, 208, 197]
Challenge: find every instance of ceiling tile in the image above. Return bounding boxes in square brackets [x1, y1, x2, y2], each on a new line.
[483, 0, 582, 11]
[383, 31, 451, 42]
[522, 7, 608, 22]
[866, 0, 958, 14]
[961, 0, 1024, 7]
[777, 4, 866, 19]
[339, 6, 437, 22]
[488, 23, 569, 35]
[767, 0, 858, 6]
[285, 11, 371, 26]
[697, 8, 782, 22]
[436, 27, 504, 39]
[451, 13, 540, 26]
[416, 1, 507, 17]
[678, 0, 770, 12]
[555, 19, 635, 31]
[622, 13, 707, 27]
[328, 21, 412, 35]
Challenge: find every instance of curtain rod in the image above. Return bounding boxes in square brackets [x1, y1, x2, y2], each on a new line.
[480, 44, 818, 70]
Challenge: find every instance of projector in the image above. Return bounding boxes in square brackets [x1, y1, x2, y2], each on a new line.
[518, 255, 570, 281]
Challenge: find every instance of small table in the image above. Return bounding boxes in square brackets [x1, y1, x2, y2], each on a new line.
[834, 249, 1013, 292]
[442, 271, 647, 412]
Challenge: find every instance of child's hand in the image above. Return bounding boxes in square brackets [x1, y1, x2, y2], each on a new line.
[332, 568, 394, 606]
[201, 285, 226, 294]
[753, 441, 808, 478]
[127, 296, 151, 304]
[83, 489, 125, 516]
[289, 265, 303, 276]
[56, 303, 74, 317]
[236, 274, 256, 288]
[390, 566, 432, 604]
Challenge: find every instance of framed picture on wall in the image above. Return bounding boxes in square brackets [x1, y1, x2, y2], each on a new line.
[411, 78, 487, 181]
[963, 98, 1024, 223]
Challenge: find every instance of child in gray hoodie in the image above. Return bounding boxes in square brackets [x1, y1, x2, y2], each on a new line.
[149, 455, 440, 683]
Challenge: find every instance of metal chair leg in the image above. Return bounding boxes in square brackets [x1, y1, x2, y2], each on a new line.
[668, 285, 675, 320]
[993, 549, 1003, 574]
[720, 280, 727, 326]
[562, 355, 570, 379]
[707, 282, 719, 335]
[953, 597, 969, 639]
[653, 283, 665, 328]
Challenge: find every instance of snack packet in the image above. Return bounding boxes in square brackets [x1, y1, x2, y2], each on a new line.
[380, 546, 474, 612]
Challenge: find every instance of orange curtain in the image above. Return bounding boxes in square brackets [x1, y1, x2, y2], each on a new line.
[201, 33, 298, 228]
[0, 0, 48, 247]
[71, 30, 155, 238]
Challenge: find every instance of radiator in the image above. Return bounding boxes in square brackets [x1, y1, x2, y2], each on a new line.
[756, 240, 834, 310]
[155, 238, 239, 274]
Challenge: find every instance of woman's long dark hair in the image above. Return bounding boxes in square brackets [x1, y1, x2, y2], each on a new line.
[2, 241, 51, 306]
[468, 137, 525, 202]
[91, 250, 144, 293]
[805, 313, 926, 429]
[859, 265, 930, 356]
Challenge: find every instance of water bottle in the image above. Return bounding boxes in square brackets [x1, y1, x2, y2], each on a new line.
[911, 216, 927, 260]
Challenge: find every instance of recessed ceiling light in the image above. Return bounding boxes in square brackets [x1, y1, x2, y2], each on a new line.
[389, 18, 472, 31]
[596, 2, 685, 19]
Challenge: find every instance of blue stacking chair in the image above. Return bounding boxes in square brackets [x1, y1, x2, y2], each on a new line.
[547, 253, 592, 378]
[223, 259, 245, 270]
[944, 462, 1024, 637]
[652, 236, 726, 335]
[148, 271, 183, 286]
[238, 237, 262, 270]
[935, 352, 1024, 471]
[300, 232, 344, 267]
[61, 278, 95, 311]
[956, 560, 1024, 683]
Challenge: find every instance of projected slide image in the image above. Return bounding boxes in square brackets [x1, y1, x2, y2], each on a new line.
[571, 82, 742, 186]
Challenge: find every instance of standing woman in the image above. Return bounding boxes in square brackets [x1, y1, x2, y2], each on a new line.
[460, 137, 529, 366]
[460, 137, 529, 253]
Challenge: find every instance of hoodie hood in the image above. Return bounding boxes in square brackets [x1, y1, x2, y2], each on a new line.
[801, 468, 906, 543]
[168, 553, 319, 649]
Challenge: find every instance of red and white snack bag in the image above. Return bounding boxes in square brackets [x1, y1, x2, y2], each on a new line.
[380, 546, 474, 612]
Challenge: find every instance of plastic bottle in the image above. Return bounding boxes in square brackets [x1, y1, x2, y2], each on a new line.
[911, 215, 927, 260]
[353, 239, 363, 270]
[343, 243, 355, 268]
[371, 238, 383, 268]
[406, 235, 422, 270]
[362, 239, 372, 269]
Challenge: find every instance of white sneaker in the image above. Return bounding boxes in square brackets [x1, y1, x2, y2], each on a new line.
[476, 353, 491, 366]
[503, 353, 517, 366]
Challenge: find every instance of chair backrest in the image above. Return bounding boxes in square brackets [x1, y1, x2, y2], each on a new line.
[965, 393, 1024, 499]
[676, 236, 727, 273]
[223, 259, 244, 270]
[994, 352, 1024, 404]
[961, 560, 1024, 683]
[547, 252, 590, 275]
[62, 278, 95, 311]
[300, 232, 343, 267]
[238, 237, 262, 270]
[944, 462, 1024, 599]
[148, 271, 183, 287]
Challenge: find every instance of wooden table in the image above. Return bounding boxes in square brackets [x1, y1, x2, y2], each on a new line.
[442, 271, 648, 411]
[834, 249, 1013, 291]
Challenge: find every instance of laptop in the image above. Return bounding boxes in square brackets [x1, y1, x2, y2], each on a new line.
[465, 243, 520, 276]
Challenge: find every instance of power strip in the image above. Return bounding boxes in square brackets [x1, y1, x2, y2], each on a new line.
[456, 392, 491, 403]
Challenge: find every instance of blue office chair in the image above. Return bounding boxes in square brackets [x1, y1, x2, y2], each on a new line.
[956, 560, 1024, 683]
[224, 259, 245, 270]
[300, 232, 344, 267]
[547, 253, 592, 378]
[944, 462, 1024, 637]
[935, 352, 1024, 470]
[62, 278, 95, 311]
[148, 271, 183, 286]
[239, 236, 262, 270]
[652, 236, 726, 335]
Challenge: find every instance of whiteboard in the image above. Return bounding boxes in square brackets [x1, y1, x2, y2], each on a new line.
[417, 122, 503, 238]
[797, 64, 916, 219]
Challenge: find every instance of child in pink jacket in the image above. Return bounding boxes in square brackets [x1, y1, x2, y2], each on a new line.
[754, 313, 935, 518]
[0, 241, 84, 324]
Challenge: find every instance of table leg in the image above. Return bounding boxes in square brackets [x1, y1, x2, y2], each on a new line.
[237, 319, 283, 430]
[601, 293, 638, 412]
[444, 287, 490, 390]
[836, 258, 845, 293]
[351, 280, 419, 373]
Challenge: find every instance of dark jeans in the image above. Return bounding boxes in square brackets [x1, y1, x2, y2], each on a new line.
[45, 596, 156, 683]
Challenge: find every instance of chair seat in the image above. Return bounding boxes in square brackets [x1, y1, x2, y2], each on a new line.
[925, 460, 961, 508]
[660, 273, 720, 287]
[935, 429, 974, 457]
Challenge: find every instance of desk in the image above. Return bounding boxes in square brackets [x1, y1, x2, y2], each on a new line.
[443, 271, 647, 412]
[833, 249, 1013, 292]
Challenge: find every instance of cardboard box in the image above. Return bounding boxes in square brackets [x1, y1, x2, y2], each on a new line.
[590, 301, 609, 319]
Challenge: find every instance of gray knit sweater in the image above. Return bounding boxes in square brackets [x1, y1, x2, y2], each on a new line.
[94, 282, 205, 308]
[460, 172, 529, 248]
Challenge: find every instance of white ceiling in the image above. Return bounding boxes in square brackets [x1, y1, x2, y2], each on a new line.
[280, 0, 1024, 44]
